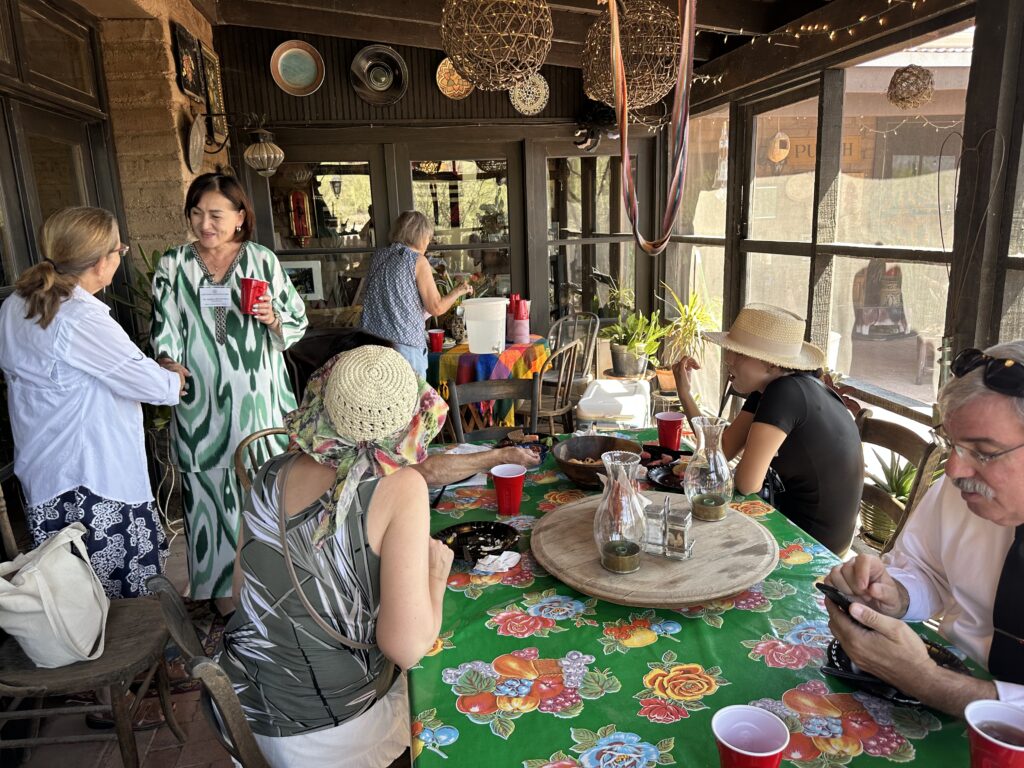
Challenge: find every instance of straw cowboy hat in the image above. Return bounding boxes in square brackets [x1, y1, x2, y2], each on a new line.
[704, 304, 825, 371]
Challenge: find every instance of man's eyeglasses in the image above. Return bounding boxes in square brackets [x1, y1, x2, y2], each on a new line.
[951, 348, 1024, 397]
[935, 424, 1024, 467]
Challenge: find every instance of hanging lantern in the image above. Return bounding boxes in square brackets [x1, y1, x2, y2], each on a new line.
[330, 178, 342, 197]
[766, 131, 791, 165]
[509, 72, 549, 115]
[886, 64, 935, 111]
[475, 159, 505, 174]
[243, 129, 285, 178]
[441, 0, 553, 91]
[436, 57, 475, 99]
[581, 0, 680, 110]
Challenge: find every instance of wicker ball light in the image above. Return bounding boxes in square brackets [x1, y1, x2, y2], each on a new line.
[436, 57, 475, 100]
[886, 64, 935, 111]
[509, 72, 549, 115]
[441, 0, 553, 91]
[582, 0, 681, 110]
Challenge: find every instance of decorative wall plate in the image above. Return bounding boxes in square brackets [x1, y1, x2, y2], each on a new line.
[186, 115, 206, 173]
[270, 40, 326, 97]
[350, 45, 409, 106]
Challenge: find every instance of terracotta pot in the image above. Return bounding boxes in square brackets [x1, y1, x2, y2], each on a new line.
[655, 367, 677, 392]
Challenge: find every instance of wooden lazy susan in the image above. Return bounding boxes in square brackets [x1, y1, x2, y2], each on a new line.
[530, 491, 778, 608]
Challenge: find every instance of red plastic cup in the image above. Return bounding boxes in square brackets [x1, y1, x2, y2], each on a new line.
[966, 700, 1024, 768]
[712, 705, 790, 768]
[491, 463, 526, 517]
[240, 277, 270, 315]
[428, 329, 445, 353]
[655, 412, 685, 450]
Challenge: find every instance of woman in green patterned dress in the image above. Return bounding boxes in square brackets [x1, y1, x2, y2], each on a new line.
[151, 172, 308, 611]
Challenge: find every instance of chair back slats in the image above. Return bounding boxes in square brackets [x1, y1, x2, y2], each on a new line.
[447, 376, 541, 443]
[233, 428, 290, 492]
[189, 657, 272, 768]
[855, 411, 944, 554]
[548, 312, 599, 379]
[538, 340, 582, 433]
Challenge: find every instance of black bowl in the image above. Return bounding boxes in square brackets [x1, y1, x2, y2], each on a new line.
[433, 521, 520, 563]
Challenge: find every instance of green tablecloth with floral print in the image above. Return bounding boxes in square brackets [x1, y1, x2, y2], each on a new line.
[409, 430, 973, 767]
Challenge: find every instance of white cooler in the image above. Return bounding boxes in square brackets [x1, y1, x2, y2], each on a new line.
[575, 379, 651, 429]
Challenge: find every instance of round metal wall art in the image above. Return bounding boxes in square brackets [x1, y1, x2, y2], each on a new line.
[581, 0, 681, 110]
[436, 57, 476, 99]
[509, 72, 549, 115]
[886, 64, 935, 111]
[441, 0, 553, 91]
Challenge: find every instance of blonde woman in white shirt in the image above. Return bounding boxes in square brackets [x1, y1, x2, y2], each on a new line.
[0, 207, 183, 599]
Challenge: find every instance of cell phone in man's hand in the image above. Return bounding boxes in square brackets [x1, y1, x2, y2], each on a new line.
[816, 581, 855, 614]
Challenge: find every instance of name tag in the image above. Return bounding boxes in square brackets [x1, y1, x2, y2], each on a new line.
[200, 285, 232, 309]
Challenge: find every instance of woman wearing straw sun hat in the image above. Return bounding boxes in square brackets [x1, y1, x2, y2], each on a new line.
[673, 304, 863, 554]
[220, 344, 453, 765]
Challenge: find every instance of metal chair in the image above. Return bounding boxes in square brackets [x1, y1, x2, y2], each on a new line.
[147, 575, 270, 768]
[547, 312, 599, 385]
[856, 411, 946, 553]
[537, 340, 582, 435]
[447, 376, 541, 443]
[233, 428, 290, 493]
[0, 493, 184, 767]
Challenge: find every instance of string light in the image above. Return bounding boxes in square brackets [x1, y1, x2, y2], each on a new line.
[698, 0, 919, 53]
[858, 116, 964, 136]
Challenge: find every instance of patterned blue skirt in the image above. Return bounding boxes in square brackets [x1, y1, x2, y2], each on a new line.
[27, 487, 169, 599]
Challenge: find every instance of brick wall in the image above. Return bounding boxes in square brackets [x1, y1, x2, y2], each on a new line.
[99, 1, 227, 262]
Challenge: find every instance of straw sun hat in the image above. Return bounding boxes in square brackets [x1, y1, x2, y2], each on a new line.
[704, 304, 825, 371]
[323, 345, 420, 442]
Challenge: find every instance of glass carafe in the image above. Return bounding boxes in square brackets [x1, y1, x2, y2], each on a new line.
[593, 451, 647, 574]
[683, 416, 734, 504]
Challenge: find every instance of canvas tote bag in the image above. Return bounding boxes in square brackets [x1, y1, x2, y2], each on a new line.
[0, 522, 109, 668]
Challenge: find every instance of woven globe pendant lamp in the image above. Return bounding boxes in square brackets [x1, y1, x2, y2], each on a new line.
[582, 0, 680, 110]
[441, 0, 553, 91]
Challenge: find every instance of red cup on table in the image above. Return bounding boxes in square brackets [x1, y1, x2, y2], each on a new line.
[491, 463, 526, 517]
[240, 277, 270, 315]
[966, 700, 1024, 768]
[428, 329, 445, 353]
[655, 411, 685, 450]
[712, 705, 790, 768]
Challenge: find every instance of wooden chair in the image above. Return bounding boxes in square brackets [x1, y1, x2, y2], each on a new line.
[0, 494, 185, 768]
[538, 340, 582, 435]
[447, 376, 541, 443]
[856, 411, 946, 553]
[146, 576, 270, 768]
[547, 312, 599, 385]
[233, 428, 289, 493]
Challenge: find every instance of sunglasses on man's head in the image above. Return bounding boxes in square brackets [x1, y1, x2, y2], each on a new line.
[951, 348, 1024, 396]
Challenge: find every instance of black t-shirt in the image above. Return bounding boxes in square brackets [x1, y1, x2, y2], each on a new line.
[741, 374, 863, 554]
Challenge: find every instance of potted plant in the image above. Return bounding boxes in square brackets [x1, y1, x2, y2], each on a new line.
[600, 310, 671, 377]
[654, 285, 715, 392]
[861, 450, 917, 547]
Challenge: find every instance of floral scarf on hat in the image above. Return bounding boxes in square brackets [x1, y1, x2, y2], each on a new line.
[284, 356, 448, 548]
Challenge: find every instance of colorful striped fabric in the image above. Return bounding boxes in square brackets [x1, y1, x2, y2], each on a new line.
[428, 336, 550, 425]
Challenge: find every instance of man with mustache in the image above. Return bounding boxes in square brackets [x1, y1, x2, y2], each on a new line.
[825, 342, 1024, 716]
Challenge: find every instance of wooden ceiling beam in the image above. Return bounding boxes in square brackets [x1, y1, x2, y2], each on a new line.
[691, 0, 974, 107]
[217, 0, 588, 67]
[548, 0, 777, 34]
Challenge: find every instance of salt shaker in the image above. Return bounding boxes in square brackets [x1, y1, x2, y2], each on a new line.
[663, 498, 694, 560]
[644, 496, 668, 554]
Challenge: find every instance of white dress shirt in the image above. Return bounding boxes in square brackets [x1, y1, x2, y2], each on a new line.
[0, 286, 179, 506]
[885, 475, 1024, 704]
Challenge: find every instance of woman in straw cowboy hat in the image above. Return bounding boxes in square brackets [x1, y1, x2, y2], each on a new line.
[220, 344, 453, 766]
[673, 304, 863, 554]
